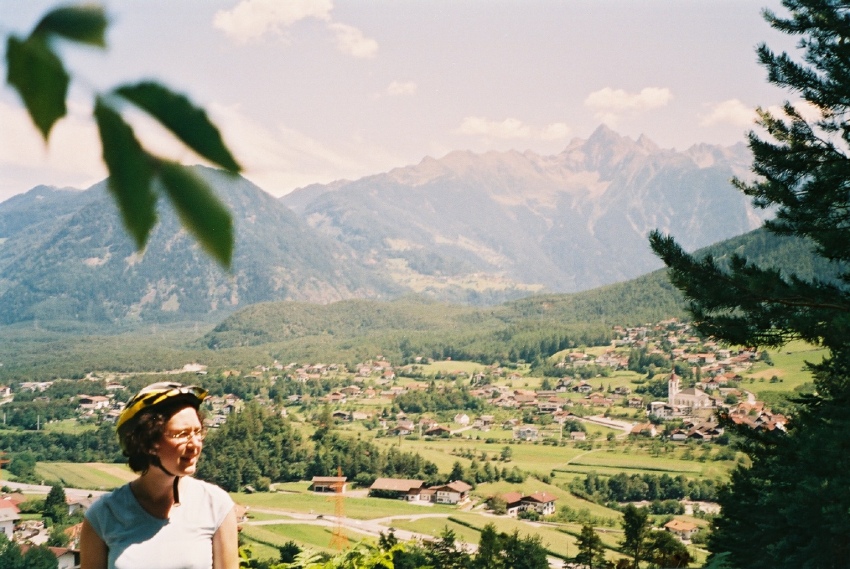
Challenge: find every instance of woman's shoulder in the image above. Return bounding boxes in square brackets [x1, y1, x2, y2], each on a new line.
[185, 477, 232, 503]
[88, 483, 131, 510]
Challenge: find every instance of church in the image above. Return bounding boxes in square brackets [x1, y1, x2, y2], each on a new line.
[668, 373, 713, 410]
[648, 373, 714, 418]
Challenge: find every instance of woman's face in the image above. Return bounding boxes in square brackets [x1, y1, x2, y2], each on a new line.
[155, 406, 203, 476]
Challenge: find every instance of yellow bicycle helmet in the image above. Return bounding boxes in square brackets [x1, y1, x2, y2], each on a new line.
[116, 382, 208, 432]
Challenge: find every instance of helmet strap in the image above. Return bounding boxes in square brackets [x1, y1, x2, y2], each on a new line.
[150, 456, 182, 506]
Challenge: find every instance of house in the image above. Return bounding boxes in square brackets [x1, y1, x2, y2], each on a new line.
[499, 491, 558, 517]
[669, 429, 689, 441]
[50, 547, 80, 569]
[310, 476, 348, 493]
[628, 397, 645, 408]
[514, 425, 539, 441]
[67, 496, 97, 516]
[569, 431, 586, 441]
[425, 425, 452, 437]
[630, 423, 658, 438]
[431, 480, 472, 504]
[339, 385, 361, 397]
[419, 416, 439, 430]
[390, 420, 415, 436]
[552, 409, 576, 424]
[0, 501, 19, 538]
[325, 392, 347, 404]
[664, 519, 699, 541]
[369, 478, 425, 501]
[500, 491, 524, 516]
[77, 395, 111, 411]
[475, 415, 495, 430]
[453, 413, 470, 425]
[522, 492, 558, 516]
[536, 400, 561, 413]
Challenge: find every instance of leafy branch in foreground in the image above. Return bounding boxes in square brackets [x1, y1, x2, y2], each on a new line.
[4, 4, 240, 267]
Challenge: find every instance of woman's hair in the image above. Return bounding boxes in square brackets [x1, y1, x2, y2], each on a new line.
[119, 399, 202, 473]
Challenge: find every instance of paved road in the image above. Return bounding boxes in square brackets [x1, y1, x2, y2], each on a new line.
[2, 480, 108, 500]
[244, 506, 566, 568]
[580, 414, 635, 437]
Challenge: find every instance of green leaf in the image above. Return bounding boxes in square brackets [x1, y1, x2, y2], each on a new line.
[94, 98, 157, 249]
[5, 35, 69, 140]
[115, 82, 241, 173]
[157, 161, 234, 268]
[33, 5, 108, 47]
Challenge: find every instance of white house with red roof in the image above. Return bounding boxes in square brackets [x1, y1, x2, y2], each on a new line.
[0, 499, 20, 538]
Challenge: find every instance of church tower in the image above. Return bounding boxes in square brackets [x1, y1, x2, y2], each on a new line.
[668, 373, 680, 405]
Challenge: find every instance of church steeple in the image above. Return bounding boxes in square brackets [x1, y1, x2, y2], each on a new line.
[668, 373, 681, 405]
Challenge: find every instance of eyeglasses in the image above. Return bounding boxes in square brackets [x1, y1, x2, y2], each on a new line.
[164, 427, 207, 443]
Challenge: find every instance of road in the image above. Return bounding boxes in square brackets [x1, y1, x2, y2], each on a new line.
[244, 506, 566, 568]
[10, 482, 568, 567]
[2, 480, 108, 501]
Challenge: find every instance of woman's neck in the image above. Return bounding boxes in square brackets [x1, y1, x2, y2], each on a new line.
[130, 469, 179, 519]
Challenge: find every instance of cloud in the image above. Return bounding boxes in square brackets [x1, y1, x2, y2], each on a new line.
[765, 100, 821, 123]
[214, 0, 332, 43]
[206, 102, 402, 195]
[540, 122, 570, 140]
[700, 99, 756, 127]
[454, 117, 570, 142]
[328, 22, 378, 58]
[584, 87, 672, 125]
[387, 81, 417, 96]
[0, 99, 106, 198]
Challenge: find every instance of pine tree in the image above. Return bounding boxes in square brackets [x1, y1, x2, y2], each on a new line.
[648, 1, 850, 567]
[574, 524, 607, 569]
[620, 505, 650, 569]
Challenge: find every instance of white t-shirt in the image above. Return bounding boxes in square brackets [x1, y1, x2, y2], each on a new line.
[85, 477, 234, 569]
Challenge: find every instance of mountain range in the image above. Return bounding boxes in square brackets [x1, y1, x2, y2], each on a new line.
[0, 126, 765, 325]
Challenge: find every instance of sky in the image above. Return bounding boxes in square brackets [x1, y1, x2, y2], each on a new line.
[0, 0, 796, 202]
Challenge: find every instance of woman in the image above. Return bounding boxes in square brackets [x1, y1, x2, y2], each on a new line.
[80, 382, 238, 569]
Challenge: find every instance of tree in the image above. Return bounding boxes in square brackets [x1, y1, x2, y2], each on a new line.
[644, 531, 690, 569]
[474, 523, 504, 569]
[4, 4, 239, 267]
[0, 534, 24, 569]
[620, 505, 650, 569]
[22, 544, 58, 569]
[574, 524, 607, 569]
[648, 1, 850, 567]
[424, 527, 472, 569]
[498, 530, 549, 569]
[500, 445, 513, 461]
[43, 483, 67, 524]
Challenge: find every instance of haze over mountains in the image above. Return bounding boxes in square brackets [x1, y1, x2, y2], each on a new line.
[0, 126, 765, 325]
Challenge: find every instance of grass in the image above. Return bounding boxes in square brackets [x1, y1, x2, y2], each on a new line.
[418, 360, 490, 375]
[241, 523, 340, 555]
[475, 479, 621, 522]
[35, 462, 135, 489]
[41, 419, 98, 434]
[390, 516, 480, 543]
[233, 485, 457, 520]
[741, 340, 826, 395]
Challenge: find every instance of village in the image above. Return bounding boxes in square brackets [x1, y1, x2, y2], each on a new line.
[0, 318, 801, 566]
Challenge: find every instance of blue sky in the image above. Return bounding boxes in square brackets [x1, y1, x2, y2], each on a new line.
[0, 0, 794, 201]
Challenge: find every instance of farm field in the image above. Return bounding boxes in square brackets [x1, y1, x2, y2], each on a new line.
[35, 462, 134, 489]
[241, 522, 340, 556]
[234, 485, 458, 520]
[741, 340, 825, 394]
